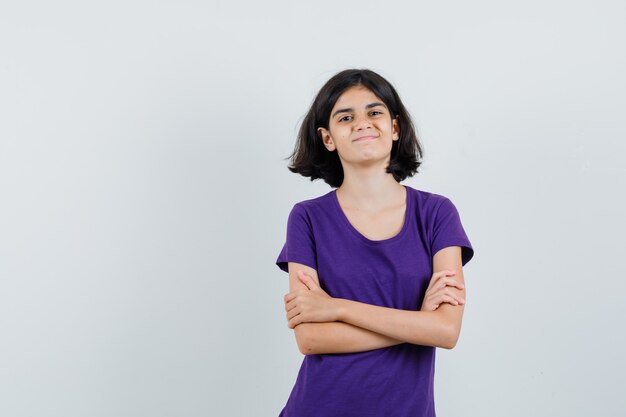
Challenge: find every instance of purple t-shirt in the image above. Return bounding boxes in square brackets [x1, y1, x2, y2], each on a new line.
[275, 184, 474, 417]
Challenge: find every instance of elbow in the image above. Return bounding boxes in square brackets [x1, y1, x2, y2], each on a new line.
[439, 324, 461, 350]
[294, 324, 317, 355]
[440, 337, 458, 350]
[298, 341, 316, 356]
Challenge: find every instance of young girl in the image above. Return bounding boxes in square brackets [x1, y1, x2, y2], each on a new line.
[275, 69, 475, 417]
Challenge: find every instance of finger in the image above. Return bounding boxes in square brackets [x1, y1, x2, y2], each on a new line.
[436, 292, 465, 306]
[286, 307, 299, 321]
[286, 307, 300, 322]
[425, 274, 444, 291]
[433, 295, 457, 307]
[284, 292, 298, 303]
[285, 292, 309, 311]
[286, 289, 309, 300]
[424, 293, 444, 309]
[440, 287, 465, 304]
[298, 273, 310, 289]
[426, 270, 456, 291]
[435, 278, 465, 292]
[431, 279, 456, 295]
[284, 299, 297, 312]
[288, 314, 303, 329]
[299, 271, 319, 291]
[435, 269, 456, 277]
[297, 271, 314, 290]
[427, 292, 454, 307]
[445, 278, 464, 289]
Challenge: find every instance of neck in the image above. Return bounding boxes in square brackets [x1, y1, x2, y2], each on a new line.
[336, 161, 405, 211]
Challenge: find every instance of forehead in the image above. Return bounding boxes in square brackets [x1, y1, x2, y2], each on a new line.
[332, 85, 385, 110]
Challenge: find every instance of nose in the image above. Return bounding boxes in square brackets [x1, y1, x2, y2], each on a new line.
[353, 113, 372, 130]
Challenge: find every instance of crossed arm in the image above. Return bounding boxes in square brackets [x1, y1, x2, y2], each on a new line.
[283, 246, 467, 355]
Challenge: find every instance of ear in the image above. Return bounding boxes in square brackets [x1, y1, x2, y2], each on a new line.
[317, 127, 336, 151]
[392, 116, 400, 141]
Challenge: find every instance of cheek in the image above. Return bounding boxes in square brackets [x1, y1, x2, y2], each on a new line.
[331, 127, 351, 142]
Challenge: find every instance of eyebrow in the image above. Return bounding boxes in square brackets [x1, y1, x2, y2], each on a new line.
[331, 102, 386, 119]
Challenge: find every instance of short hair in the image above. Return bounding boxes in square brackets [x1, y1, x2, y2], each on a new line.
[284, 69, 423, 188]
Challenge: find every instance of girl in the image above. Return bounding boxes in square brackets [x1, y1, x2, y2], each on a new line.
[275, 69, 475, 417]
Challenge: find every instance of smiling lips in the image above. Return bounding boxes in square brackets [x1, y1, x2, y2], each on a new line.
[353, 135, 378, 142]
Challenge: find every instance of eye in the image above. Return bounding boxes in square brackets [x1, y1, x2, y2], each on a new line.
[338, 115, 353, 122]
[370, 110, 383, 116]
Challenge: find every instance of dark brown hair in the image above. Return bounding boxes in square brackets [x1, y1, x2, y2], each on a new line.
[284, 69, 423, 188]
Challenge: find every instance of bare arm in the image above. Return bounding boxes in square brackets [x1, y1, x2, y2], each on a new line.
[286, 262, 404, 355]
[294, 322, 404, 355]
[335, 246, 466, 349]
[286, 246, 467, 351]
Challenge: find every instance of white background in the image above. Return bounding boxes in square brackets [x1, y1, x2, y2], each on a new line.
[1, 1, 625, 416]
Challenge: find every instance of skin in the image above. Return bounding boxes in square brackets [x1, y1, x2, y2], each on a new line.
[283, 85, 468, 354]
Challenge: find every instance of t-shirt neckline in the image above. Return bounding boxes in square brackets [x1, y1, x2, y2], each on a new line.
[331, 185, 412, 246]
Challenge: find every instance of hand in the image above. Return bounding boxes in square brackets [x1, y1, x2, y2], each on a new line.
[284, 270, 339, 329]
[420, 269, 465, 312]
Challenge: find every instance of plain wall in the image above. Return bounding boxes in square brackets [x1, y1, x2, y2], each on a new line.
[1, 1, 625, 416]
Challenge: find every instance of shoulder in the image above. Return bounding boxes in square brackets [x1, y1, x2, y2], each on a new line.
[284, 190, 336, 231]
[406, 185, 454, 214]
[406, 186, 467, 228]
[290, 190, 335, 216]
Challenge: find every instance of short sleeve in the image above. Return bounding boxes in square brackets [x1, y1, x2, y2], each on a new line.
[275, 203, 318, 273]
[431, 197, 475, 266]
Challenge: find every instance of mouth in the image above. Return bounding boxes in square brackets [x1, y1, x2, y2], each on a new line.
[353, 135, 378, 142]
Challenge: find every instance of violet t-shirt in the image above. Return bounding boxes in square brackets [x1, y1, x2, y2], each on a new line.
[275, 185, 474, 417]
